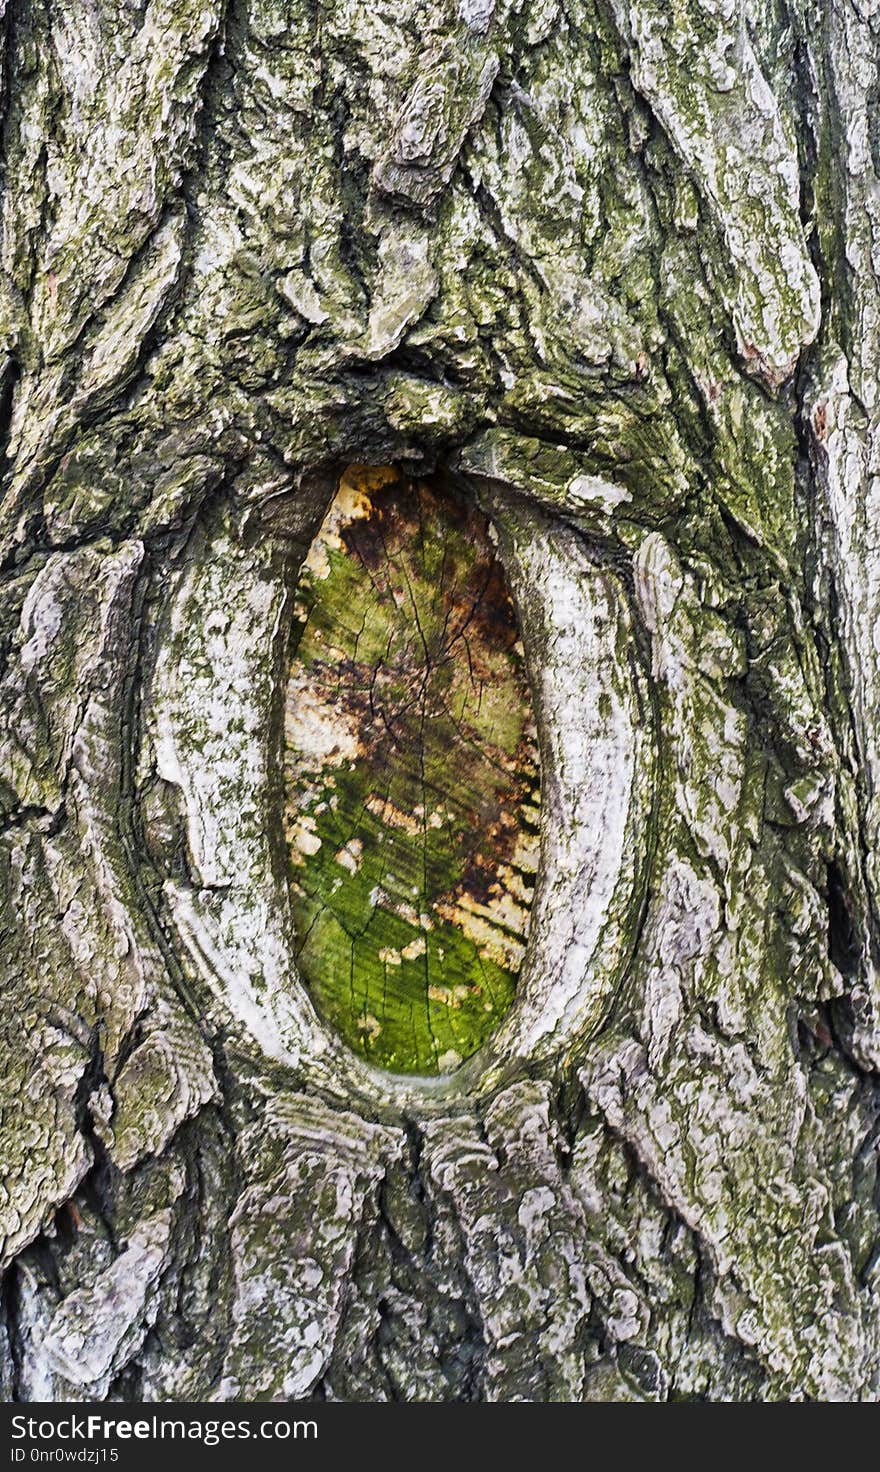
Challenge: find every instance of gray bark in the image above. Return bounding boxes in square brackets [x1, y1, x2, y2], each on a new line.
[1, 0, 880, 1402]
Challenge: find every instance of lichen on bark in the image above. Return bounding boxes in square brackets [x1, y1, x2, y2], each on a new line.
[3, 0, 880, 1405]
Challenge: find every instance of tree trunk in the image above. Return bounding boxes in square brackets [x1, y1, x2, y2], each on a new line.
[2, 0, 880, 1404]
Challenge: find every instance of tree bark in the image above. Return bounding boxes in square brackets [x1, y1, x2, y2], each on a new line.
[1, 0, 879, 1403]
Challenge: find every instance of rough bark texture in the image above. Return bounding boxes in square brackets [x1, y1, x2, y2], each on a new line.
[2, 0, 880, 1403]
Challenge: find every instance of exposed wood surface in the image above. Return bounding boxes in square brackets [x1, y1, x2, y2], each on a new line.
[284, 466, 540, 1074]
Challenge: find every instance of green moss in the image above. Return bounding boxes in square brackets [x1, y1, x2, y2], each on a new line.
[283, 466, 540, 1074]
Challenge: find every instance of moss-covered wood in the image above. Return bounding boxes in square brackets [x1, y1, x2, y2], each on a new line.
[283, 466, 540, 1074]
